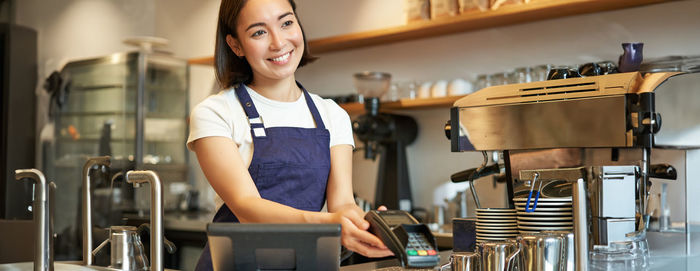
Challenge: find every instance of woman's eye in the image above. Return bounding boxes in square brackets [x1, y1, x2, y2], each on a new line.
[251, 30, 266, 37]
[282, 20, 294, 28]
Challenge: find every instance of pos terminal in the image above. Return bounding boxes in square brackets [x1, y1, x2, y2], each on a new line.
[365, 210, 440, 268]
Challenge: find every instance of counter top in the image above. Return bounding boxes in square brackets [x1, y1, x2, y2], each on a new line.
[338, 250, 700, 271]
[2, 250, 698, 270]
[0, 262, 179, 271]
[341, 250, 450, 271]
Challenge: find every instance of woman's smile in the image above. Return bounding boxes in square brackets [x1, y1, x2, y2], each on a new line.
[268, 50, 293, 65]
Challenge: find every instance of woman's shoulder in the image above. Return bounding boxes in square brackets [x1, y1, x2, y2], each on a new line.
[193, 88, 238, 111]
[191, 88, 246, 121]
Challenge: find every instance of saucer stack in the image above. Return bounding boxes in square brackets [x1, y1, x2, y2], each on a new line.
[475, 208, 518, 242]
[514, 197, 574, 234]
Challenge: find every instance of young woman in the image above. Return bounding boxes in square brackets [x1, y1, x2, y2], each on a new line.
[188, 0, 393, 269]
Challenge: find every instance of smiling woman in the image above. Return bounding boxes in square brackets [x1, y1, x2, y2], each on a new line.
[214, 0, 317, 89]
[189, 0, 393, 270]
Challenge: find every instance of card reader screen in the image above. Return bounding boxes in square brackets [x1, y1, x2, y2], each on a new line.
[379, 213, 415, 227]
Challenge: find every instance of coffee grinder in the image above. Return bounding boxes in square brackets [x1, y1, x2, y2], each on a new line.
[351, 72, 418, 211]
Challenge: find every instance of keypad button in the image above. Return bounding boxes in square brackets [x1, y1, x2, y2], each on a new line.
[427, 250, 437, 256]
[407, 249, 418, 256]
[417, 250, 427, 256]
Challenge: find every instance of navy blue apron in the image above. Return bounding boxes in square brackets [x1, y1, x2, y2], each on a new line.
[194, 82, 331, 271]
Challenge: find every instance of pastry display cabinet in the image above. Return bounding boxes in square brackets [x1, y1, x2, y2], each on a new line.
[44, 51, 188, 258]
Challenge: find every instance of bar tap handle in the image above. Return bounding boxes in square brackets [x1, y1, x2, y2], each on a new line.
[15, 169, 52, 271]
[126, 170, 164, 271]
[81, 156, 111, 266]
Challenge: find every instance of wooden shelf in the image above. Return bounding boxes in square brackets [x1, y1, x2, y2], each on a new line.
[188, 56, 214, 66]
[340, 95, 467, 115]
[188, 0, 675, 65]
[308, 0, 674, 53]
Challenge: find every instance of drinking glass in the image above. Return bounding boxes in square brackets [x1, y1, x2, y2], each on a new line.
[397, 81, 418, 100]
[383, 83, 400, 102]
[532, 64, 553, 82]
[490, 72, 507, 86]
[513, 67, 533, 83]
[475, 74, 492, 90]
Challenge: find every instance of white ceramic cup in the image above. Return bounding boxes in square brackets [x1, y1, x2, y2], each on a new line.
[431, 80, 448, 98]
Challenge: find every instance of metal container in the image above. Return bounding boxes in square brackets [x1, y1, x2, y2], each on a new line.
[517, 232, 566, 271]
[478, 241, 521, 271]
[441, 251, 481, 271]
[93, 226, 148, 271]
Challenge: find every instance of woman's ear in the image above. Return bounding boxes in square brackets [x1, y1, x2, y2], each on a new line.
[226, 34, 244, 57]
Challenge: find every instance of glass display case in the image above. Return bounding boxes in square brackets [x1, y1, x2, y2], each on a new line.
[44, 51, 188, 259]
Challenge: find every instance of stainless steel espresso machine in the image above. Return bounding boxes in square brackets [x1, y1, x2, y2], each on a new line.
[446, 69, 700, 270]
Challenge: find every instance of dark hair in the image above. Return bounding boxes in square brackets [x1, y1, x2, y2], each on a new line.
[214, 0, 317, 89]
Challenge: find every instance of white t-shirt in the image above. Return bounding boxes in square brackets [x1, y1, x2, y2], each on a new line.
[187, 85, 354, 207]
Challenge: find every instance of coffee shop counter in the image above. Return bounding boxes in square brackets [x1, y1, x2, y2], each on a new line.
[337, 250, 700, 271]
[340, 250, 451, 271]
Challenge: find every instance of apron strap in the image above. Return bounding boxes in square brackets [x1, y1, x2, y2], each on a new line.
[234, 83, 266, 137]
[298, 82, 326, 130]
[234, 82, 328, 137]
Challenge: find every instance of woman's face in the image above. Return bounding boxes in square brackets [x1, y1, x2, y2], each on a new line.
[230, 0, 304, 83]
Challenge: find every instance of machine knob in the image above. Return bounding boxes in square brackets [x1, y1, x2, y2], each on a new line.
[352, 119, 367, 135]
[649, 163, 676, 180]
[444, 121, 451, 140]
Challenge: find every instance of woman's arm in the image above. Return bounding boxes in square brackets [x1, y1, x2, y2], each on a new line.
[193, 136, 392, 257]
[326, 145, 359, 212]
[326, 144, 393, 258]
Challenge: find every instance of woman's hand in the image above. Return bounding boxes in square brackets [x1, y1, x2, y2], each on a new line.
[331, 206, 394, 258]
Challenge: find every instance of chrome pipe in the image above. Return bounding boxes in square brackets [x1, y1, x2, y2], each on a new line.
[573, 178, 588, 271]
[126, 170, 163, 271]
[15, 169, 50, 271]
[49, 182, 56, 271]
[639, 148, 650, 231]
[81, 156, 110, 266]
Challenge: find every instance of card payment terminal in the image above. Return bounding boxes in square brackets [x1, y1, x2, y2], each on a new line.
[365, 210, 440, 268]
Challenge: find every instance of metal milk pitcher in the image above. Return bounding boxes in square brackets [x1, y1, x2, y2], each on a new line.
[440, 251, 481, 271]
[517, 232, 566, 271]
[478, 241, 521, 271]
[93, 226, 148, 271]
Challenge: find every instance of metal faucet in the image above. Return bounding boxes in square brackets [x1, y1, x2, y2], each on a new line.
[126, 170, 164, 271]
[81, 156, 111, 266]
[15, 169, 54, 271]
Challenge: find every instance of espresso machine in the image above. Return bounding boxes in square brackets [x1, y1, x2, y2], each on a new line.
[446, 65, 700, 270]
